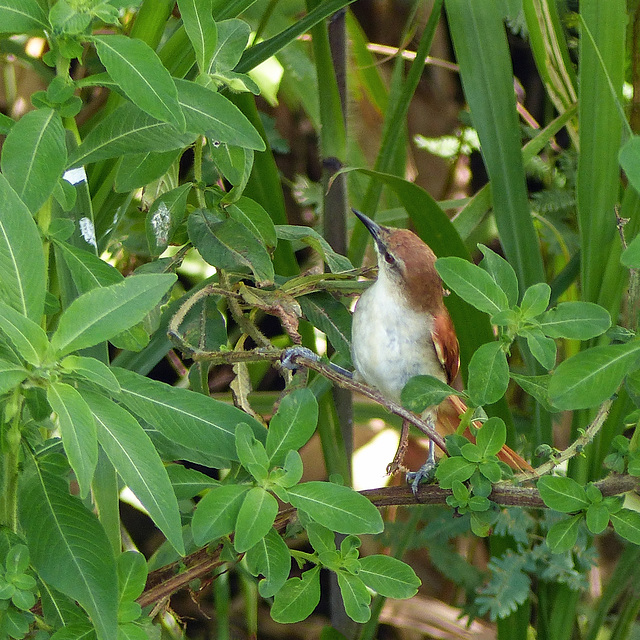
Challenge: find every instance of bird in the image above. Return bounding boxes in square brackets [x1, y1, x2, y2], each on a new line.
[350, 209, 531, 489]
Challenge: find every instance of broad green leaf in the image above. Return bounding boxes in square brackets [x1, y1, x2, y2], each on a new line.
[0, 301, 49, 366]
[50, 274, 176, 356]
[113, 368, 266, 467]
[92, 35, 185, 131]
[276, 225, 353, 273]
[244, 528, 291, 598]
[0, 0, 48, 33]
[548, 342, 640, 410]
[538, 302, 611, 340]
[67, 103, 195, 168]
[145, 184, 191, 255]
[337, 572, 370, 623]
[208, 19, 250, 72]
[209, 142, 252, 185]
[619, 135, 640, 197]
[0, 358, 27, 394]
[60, 356, 120, 395]
[270, 566, 321, 624]
[510, 373, 556, 412]
[234, 487, 278, 552]
[47, 382, 97, 499]
[1, 108, 66, 214]
[522, 327, 557, 370]
[585, 503, 609, 534]
[401, 375, 459, 413]
[0, 174, 46, 320]
[475, 417, 506, 457]
[54, 240, 123, 292]
[188, 208, 274, 284]
[177, 0, 216, 72]
[85, 391, 185, 555]
[176, 79, 265, 150]
[227, 197, 277, 249]
[19, 461, 117, 640]
[117, 551, 147, 603]
[114, 149, 182, 193]
[166, 464, 219, 500]
[191, 485, 249, 545]
[610, 509, 640, 544]
[235, 422, 269, 481]
[478, 245, 518, 307]
[520, 282, 551, 318]
[537, 476, 589, 512]
[277, 449, 304, 488]
[467, 341, 509, 406]
[435, 456, 477, 488]
[358, 555, 420, 599]
[287, 482, 383, 534]
[546, 514, 582, 553]
[436, 257, 509, 316]
[306, 522, 336, 557]
[266, 388, 318, 466]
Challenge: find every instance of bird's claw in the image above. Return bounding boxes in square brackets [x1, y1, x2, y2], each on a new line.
[280, 346, 321, 371]
[406, 461, 437, 495]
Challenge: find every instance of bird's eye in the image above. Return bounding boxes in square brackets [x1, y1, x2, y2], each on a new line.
[384, 251, 395, 266]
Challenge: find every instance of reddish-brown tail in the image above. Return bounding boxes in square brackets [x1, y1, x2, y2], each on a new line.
[436, 395, 532, 472]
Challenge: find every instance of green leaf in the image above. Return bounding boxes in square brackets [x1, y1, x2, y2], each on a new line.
[1, 108, 66, 214]
[165, 464, 219, 500]
[235, 422, 269, 481]
[145, 184, 191, 256]
[50, 274, 176, 356]
[478, 245, 518, 307]
[287, 482, 383, 534]
[191, 485, 249, 545]
[113, 368, 266, 467]
[358, 555, 420, 599]
[117, 551, 147, 603]
[277, 450, 304, 488]
[0, 0, 48, 33]
[435, 456, 477, 488]
[54, 240, 123, 292]
[400, 375, 459, 413]
[467, 341, 509, 406]
[85, 391, 185, 555]
[0, 173, 46, 320]
[0, 301, 49, 366]
[177, 0, 216, 73]
[46, 382, 97, 499]
[619, 136, 640, 199]
[209, 142, 252, 186]
[436, 257, 509, 316]
[0, 358, 27, 394]
[537, 476, 589, 512]
[114, 149, 182, 193]
[227, 196, 277, 249]
[520, 282, 551, 318]
[610, 509, 640, 544]
[337, 571, 370, 623]
[510, 373, 556, 412]
[621, 230, 640, 268]
[266, 388, 318, 466]
[538, 302, 611, 340]
[476, 417, 507, 457]
[548, 342, 640, 410]
[306, 522, 336, 557]
[275, 225, 353, 273]
[585, 503, 609, 535]
[188, 208, 274, 284]
[60, 356, 120, 395]
[209, 18, 250, 72]
[244, 527, 291, 598]
[19, 461, 118, 640]
[67, 102, 195, 168]
[234, 487, 278, 552]
[92, 35, 185, 131]
[176, 79, 265, 150]
[522, 327, 557, 370]
[270, 566, 321, 624]
[546, 514, 582, 553]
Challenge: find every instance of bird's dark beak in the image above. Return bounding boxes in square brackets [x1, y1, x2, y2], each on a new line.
[352, 209, 384, 251]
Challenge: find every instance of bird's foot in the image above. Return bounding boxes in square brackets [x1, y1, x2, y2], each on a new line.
[280, 346, 321, 371]
[406, 438, 437, 496]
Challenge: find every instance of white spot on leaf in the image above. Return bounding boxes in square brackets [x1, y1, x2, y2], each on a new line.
[151, 202, 171, 246]
[79, 217, 97, 247]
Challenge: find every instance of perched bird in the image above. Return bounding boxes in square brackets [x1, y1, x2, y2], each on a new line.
[350, 209, 531, 488]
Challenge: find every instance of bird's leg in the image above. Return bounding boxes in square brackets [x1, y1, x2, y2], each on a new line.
[386, 418, 410, 475]
[405, 414, 438, 495]
[280, 346, 353, 378]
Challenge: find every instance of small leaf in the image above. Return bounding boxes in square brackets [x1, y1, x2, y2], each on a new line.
[476, 417, 506, 457]
[93, 35, 185, 130]
[0, 0, 48, 33]
[166, 464, 219, 500]
[270, 566, 321, 624]
[337, 571, 371, 623]
[467, 341, 509, 406]
[114, 149, 182, 193]
[276, 225, 353, 273]
[191, 485, 249, 545]
[548, 342, 640, 410]
[0, 358, 27, 394]
[546, 515, 582, 553]
[436, 256, 509, 316]
[51, 274, 176, 356]
[538, 302, 611, 340]
[610, 509, 640, 544]
[435, 457, 477, 488]
[234, 487, 278, 552]
[244, 528, 291, 598]
[287, 482, 383, 534]
[510, 373, 556, 412]
[358, 555, 420, 599]
[208, 19, 251, 72]
[619, 135, 640, 199]
[60, 355, 120, 395]
[177, 0, 217, 73]
[478, 244, 518, 307]
[145, 184, 191, 255]
[537, 476, 589, 512]
[401, 375, 459, 413]
[235, 422, 270, 481]
[0, 301, 49, 366]
[117, 551, 147, 603]
[522, 327, 557, 370]
[585, 503, 609, 534]
[519, 282, 550, 318]
[227, 197, 277, 249]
